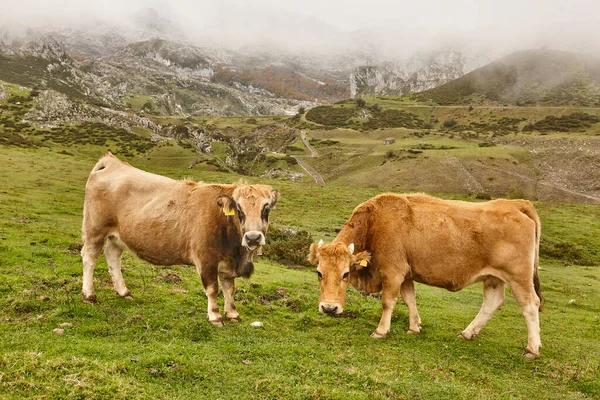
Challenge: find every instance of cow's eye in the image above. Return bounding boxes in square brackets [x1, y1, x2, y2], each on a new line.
[237, 207, 246, 222]
[262, 205, 270, 221]
[342, 272, 349, 280]
[316, 271, 323, 279]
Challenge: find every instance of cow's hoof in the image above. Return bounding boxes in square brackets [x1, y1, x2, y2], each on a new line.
[370, 331, 387, 339]
[82, 294, 97, 304]
[209, 318, 225, 327]
[523, 349, 540, 359]
[407, 328, 421, 335]
[459, 331, 475, 340]
[226, 315, 241, 323]
[119, 291, 134, 300]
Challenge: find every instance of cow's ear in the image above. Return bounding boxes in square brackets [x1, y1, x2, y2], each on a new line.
[308, 242, 320, 265]
[352, 251, 371, 271]
[270, 189, 280, 208]
[216, 195, 237, 217]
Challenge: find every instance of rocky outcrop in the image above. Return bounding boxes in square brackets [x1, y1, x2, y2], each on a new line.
[350, 49, 486, 98]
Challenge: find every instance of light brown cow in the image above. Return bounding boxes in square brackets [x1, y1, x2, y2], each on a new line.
[309, 193, 543, 358]
[81, 153, 279, 325]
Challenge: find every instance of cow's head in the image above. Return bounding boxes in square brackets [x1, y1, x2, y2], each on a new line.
[217, 185, 279, 250]
[309, 240, 371, 314]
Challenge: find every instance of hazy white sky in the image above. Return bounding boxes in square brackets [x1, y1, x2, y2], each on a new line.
[1, 0, 599, 55]
[3, 0, 598, 30]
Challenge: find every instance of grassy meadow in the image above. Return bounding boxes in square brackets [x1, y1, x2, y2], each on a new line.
[1, 80, 600, 398]
[0, 140, 599, 399]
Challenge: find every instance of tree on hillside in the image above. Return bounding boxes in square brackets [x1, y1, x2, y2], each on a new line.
[355, 98, 366, 108]
[297, 106, 306, 115]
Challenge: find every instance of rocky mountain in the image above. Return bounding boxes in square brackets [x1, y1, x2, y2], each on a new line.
[0, 35, 322, 116]
[349, 48, 489, 98]
[2, 8, 597, 117]
[412, 49, 600, 106]
[0, 7, 493, 115]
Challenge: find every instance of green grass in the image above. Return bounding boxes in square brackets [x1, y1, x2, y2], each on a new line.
[1, 139, 600, 399]
[124, 94, 153, 111]
[1, 87, 600, 398]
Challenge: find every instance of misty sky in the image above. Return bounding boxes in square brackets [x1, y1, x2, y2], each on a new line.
[4, 0, 598, 29]
[2, 0, 599, 55]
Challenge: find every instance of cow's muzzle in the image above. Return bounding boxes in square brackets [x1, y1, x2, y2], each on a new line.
[319, 302, 343, 314]
[242, 231, 265, 250]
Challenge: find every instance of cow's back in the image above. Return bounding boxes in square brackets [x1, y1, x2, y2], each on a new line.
[367, 194, 538, 290]
[82, 154, 224, 265]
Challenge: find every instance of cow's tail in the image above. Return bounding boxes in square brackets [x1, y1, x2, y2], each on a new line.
[522, 202, 544, 311]
[91, 152, 118, 173]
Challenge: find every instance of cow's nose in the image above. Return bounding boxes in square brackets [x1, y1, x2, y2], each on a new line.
[244, 231, 263, 246]
[322, 305, 338, 314]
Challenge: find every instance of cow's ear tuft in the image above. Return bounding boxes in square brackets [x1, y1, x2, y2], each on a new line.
[270, 189, 280, 208]
[352, 251, 371, 271]
[217, 195, 237, 216]
[308, 242, 320, 265]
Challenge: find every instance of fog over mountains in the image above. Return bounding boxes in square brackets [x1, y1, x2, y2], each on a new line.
[1, 0, 599, 115]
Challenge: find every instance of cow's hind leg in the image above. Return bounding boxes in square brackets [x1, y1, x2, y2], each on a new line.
[81, 236, 104, 303]
[220, 276, 240, 322]
[509, 279, 542, 359]
[461, 276, 505, 340]
[400, 280, 421, 334]
[105, 236, 132, 299]
[371, 274, 403, 339]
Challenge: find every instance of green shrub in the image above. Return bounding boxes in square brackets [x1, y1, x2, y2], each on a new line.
[443, 119, 457, 128]
[305, 106, 355, 126]
[540, 238, 591, 265]
[522, 113, 600, 132]
[264, 226, 313, 266]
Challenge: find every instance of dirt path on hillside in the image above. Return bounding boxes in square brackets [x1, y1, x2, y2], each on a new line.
[293, 156, 324, 184]
[292, 130, 324, 184]
[448, 157, 485, 193]
[300, 130, 318, 157]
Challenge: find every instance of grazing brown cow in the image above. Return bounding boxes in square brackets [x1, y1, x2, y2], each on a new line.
[81, 153, 279, 325]
[309, 193, 543, 358]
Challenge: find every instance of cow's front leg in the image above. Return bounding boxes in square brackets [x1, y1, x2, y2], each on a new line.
[220, 276, 240, 322]
[371, 275, 403, 338]
[198, 265, 223, 327]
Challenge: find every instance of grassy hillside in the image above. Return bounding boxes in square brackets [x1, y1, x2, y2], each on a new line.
[3, 80, 600, 204]
[411, 49, 600, 107]
[1, 133, 600, 398]
[2, 79, 600, 398]
[301, 97, 600, 203]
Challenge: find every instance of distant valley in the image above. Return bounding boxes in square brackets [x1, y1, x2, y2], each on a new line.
[2, 8, 600, 205]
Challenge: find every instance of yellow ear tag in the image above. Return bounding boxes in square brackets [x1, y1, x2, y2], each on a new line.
[223, 207, 235, 216]
[359, 259, 368, 267]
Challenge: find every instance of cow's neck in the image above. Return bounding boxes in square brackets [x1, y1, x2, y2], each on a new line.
[333, 209, 370, 252]
[219, 223, 255, 278]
